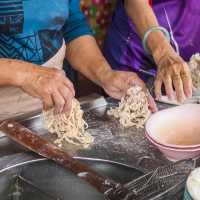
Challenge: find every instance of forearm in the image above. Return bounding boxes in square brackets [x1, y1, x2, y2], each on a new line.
[0, 59, 34, 87]
[124, 0, 170, 60]
[125, 0, 192, 101]
[65, 35, 112, 86]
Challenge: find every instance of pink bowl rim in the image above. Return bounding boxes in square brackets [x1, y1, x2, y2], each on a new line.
[145, 130, 200, 152]
[145, 110, 200, 149]
[145, 129, 200, 150]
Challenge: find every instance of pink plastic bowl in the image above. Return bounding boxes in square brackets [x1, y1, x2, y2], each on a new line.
[145, 104, 200, 161]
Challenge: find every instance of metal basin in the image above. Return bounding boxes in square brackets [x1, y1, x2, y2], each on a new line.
[0, 153, 143, 200]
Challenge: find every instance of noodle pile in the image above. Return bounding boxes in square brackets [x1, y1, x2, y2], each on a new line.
[189, 53, 200, 88]
[107, 86, 151, 128]
[43, 98, 93, 148]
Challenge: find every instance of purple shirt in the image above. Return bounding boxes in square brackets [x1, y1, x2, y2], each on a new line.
[103, 0, 200, 80]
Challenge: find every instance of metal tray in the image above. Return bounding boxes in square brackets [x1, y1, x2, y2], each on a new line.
[0, 153, 143, 200]
[0, 97, 170, 171]
[0, 96, 183, 199]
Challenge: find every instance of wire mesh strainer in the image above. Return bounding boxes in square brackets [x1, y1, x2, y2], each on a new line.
[123, 158, 198, 200]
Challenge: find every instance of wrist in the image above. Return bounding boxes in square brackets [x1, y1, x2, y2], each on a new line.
[143, 26, 170, 55]
[11, 60, 36, 87]
[148, 31, 169, 54]
[93, 61, 112, 86]
[151, 38, 175, 66]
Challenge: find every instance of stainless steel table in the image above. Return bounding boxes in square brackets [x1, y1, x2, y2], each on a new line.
[0, 95, 172, 172]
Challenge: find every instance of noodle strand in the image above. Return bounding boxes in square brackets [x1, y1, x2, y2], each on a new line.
[43, 98, 93, 148]
[107, 86, 151, 128]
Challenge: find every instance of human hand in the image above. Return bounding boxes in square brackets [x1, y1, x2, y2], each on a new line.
[20, 66, 75, 114]
[100, 69, 157, 112]
[153, 45, 192, 102]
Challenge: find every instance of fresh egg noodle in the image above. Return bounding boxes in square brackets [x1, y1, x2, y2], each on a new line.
[189, 53, 200, 88]
[43, 98, 93, 148]
[107, 86, 151, 128]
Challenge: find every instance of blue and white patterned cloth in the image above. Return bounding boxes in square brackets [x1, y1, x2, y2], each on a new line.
[0, 0, 92, 80]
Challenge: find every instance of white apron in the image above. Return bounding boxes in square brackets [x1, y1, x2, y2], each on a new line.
[0, 41, 66, 121]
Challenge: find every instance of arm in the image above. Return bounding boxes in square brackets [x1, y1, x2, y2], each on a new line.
[124, 0, 166, 55]
[66, 35, 111, 86]
[0, 59, 75, 113]
[63, 0, 143, 95]
[62, 0, 157, 111]
[124, 0, 192, 102]
[66, 35, 157, 112]
[0, 59, 29, 87]
[63, 0, 113, 86]
[66, 35, 140, 98]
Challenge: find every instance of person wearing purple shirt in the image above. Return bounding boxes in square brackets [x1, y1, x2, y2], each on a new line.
[104, 0, 199, 102]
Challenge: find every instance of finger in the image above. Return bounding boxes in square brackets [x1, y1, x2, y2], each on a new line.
[172, 74, 185, 102]
[181, 69, 192, 98]
[42, 93, 54, 111]
[163, 76, 174, 100]
[63, 78, 75, 96]
[59, 86, 73, 113]
[52, 90, 65, 114]
[146, 91, 158, 113]
[154, 78, 162, 100]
